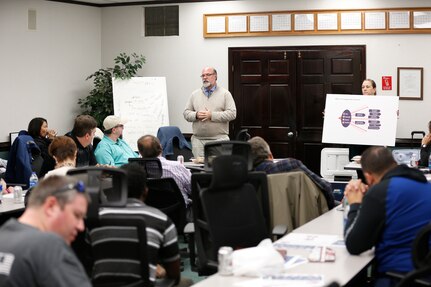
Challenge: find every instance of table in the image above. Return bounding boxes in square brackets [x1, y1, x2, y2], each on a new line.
[0, 194, 25, 215]
[192, 208, 374, 286]
[344, 161, 361, 171]
[184, 162, 205, 172]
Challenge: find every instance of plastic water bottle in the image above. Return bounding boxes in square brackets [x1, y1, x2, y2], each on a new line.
[410, 153, 418, 168]
[29, 172, 38, 189]
[342, 198, 350, 228]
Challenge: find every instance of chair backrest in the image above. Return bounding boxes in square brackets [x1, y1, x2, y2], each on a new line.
[66, 167, 128, 227]
[191, 169, 270, 276]
[235, 129, 251, 141]
[157, 126, 192, 158]
[128, 158, 163, 179]
[5, 131, 41, 188]
[204, 140, 252, 172]
[391, 222, 431, 287]
[90, 214, 150, 287]
[146, 177, 187, 234]
[195, 155, 269, 274]
[165, 136, 194, 162]
[267, 171, 329, 231]
[412, 222, 431, 269]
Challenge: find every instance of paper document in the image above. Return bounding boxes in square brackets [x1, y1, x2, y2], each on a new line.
[274, 233, 344, 249]
[235, 274, 324, 287]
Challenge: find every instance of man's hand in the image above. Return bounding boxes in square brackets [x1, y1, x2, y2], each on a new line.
[156, 264, 166, 278]
[196, 108, 212, 122]
[344, 179, 368, 204]
[422, 133, 431, 146]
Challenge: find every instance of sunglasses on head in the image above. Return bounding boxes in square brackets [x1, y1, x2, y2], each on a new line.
[53, 181, 85, 195]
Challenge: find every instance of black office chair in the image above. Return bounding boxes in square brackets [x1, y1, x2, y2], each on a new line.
[204, 140, 252, 171]
[128, 158, 163, 179]
[193, 155, 270, 275]
[66, 167, 129, 276]
[90, 214, 151, 287]
[235, 129, 251, 141]
[165, 136, 194, 162]
[157, 126, 192, 161]
[146, 177, 187, 235]
[190, 165, 285, 274]
[67, 167, 129, 227]
[389, 222, 431, 287]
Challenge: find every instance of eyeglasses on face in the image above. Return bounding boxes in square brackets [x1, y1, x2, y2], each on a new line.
[200, 73, 214, 78]
[53, 181, 85, 195]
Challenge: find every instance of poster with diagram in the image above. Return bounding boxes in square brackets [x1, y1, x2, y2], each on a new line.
[113, 77, 169, 151]
[322, 94, 399, 146]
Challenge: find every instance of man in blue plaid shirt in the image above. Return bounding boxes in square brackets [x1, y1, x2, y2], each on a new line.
[248, 136, 335, 209]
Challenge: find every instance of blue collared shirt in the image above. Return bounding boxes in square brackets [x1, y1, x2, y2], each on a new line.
[202, 85, 217, 97]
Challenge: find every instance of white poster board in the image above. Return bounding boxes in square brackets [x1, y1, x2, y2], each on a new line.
[113, 77, 169, 151]
[322, 94, 399, 146]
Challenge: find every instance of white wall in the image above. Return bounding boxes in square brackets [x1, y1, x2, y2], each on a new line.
[0, 0, 101, 142]
[101, 0, 431, 138]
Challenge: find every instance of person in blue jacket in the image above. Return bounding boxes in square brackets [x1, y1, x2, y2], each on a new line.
[344, 146, 431, 287]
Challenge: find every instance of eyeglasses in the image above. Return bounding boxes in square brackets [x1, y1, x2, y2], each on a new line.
[200, 73, 214, 78]
[114, 125, 124, 129]
[53, 181, 85, 195]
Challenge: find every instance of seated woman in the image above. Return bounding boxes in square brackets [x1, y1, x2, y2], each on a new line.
[44, 136, 77, 178]
[27, 117, 57, 163]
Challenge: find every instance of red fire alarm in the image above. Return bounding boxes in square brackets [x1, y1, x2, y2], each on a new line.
[382, 76, 392, 91]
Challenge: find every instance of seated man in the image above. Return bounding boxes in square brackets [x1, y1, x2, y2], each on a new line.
[0, 175, 91, 286]
[344, 146, 431, 287]
[137, 135, 192, 206]
[99, 163, 191, 286]
[40, 115, 98, 176]
[95, 115, 138, 166]
[248, 136, 334, 209]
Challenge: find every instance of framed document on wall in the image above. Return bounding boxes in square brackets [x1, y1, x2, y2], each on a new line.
[397, 67, 423, 100]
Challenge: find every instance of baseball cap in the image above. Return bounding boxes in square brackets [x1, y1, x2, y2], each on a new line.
[103, 115, 128, 130]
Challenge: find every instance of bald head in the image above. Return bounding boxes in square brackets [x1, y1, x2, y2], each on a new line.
[137, 135, 162, 158]
[361, 146, 397, 178]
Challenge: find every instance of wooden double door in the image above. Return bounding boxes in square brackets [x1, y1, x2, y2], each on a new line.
[228, 46, 365, 174]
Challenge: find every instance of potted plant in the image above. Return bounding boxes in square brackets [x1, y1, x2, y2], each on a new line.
[78, 52, 146, 126]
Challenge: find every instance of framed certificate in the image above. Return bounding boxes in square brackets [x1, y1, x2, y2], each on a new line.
[397, 67, 423, 100]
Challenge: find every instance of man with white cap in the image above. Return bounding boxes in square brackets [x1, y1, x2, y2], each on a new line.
[94, 115, 138, 166]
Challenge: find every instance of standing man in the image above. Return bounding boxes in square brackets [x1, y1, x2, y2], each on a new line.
[0, 175, 91, 286]
[137, 135, 192, 206]
[95, 115, 138, 166]
[344, 146, 431, 286]
[183, 67, 236, 158]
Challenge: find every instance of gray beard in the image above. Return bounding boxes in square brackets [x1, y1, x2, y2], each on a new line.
[202, 81, 211, 88]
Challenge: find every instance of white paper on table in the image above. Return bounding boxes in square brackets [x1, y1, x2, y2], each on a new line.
[284, 255, 308, 269]
[274, 233, 344, 249]
[235, 274, 325, 287]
